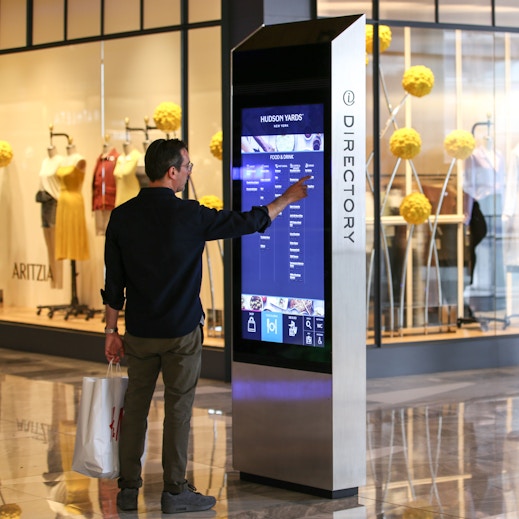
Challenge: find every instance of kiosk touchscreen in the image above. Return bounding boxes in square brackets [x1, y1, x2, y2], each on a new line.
[234, 102, 330, 372]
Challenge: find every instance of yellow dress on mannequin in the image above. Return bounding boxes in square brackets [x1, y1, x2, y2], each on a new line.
[114, 145, 141, 206]
[55, 150, 90, 261]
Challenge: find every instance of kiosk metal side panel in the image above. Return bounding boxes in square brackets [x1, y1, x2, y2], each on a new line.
[331, 15, 367, 489]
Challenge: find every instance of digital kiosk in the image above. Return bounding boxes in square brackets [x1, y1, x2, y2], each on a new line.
[231, 15, 366, 498]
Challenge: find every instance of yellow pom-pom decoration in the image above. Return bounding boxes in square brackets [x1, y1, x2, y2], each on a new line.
[402, 65, 435, 97]
[443, 130, 475, 160]
[399, 192, 432, 225]
[199, 195, 223, 211]
[209, 130, 223, 160]
[0, 140, 14, 167]
[0, 503, 22, 518]
[153, 101, 182, 133]
[365, 24, 392, 54]
[389, 128, 422, 160]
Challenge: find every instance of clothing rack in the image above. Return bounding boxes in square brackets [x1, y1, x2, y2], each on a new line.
[36, 127, 102, 320]
[37, 261, 101, 320]
[471, 116, 493, 137]
[144, 115, 158, 137]
[125, 117, 150, 141]
[125, 115, 171, 141]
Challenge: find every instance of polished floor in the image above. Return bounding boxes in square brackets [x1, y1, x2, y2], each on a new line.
[2, 348, 519, 518]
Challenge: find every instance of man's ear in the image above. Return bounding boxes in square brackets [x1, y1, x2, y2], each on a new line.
[167, 165, 177, 179]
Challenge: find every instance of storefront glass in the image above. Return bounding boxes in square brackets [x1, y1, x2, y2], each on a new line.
[33, 0, 65, 44]
[188, 26, 223, 338]
[0, 1, 26, 49]
[439, 0, 492, 25]
[104, 0, 141, 35]
[68, 0, 102, 39]
[496, 0, 519, 27]
[380, 0, 436, 23]
[4, 0, 519, 354]
[0, 0, 224, 347]
[189, 0, 221, 23]
[144, 0, 181, 28]
[364, 24, 519, 345]
[319, 0, 519, 347]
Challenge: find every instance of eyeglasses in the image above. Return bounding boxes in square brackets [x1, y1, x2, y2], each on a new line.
[166, 161, 194, 173]
[181, 161, 194, 173]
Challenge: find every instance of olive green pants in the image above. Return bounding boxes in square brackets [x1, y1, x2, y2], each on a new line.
[118, 326, 202, 493]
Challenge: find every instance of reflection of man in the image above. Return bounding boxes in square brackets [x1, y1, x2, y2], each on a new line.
[103, 138, 310, 514]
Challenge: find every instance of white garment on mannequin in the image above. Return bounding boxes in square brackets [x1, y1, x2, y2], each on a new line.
[503, 144, 519, 267]
[463, 142, 506, 296]
[39, 150, 63, 200]
[464, 144, 505, 201]
[38, 147, 65, 289]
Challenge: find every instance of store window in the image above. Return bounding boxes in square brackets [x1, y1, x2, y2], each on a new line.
[496, 0, 519, 27]
[33, 0, 64, 44]
[188, 26, 223, 341]
[0, 0, 223, 348]
[0, 0, 26, 49]
[189, 0, 221, 23]
[366, 24, 519, 345]
[104, 0, 141, 35]
[315, 0, 519, 347]
[380, 0, 435, 23]
[144, 0, 181, 28]
[68, 0, 101, 40]
[318, 0, 371, 18]
[319, 0, 519, 28]
[439, 0, 492, 25]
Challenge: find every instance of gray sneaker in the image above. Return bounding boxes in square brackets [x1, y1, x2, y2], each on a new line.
[116, 487, 139, 511]
[161, 484, 216, 514]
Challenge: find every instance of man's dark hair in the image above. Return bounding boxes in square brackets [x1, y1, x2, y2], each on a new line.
[144, 138, 188, 181]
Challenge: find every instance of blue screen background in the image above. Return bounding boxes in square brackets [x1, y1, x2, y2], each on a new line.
[239, 104, 325, 347]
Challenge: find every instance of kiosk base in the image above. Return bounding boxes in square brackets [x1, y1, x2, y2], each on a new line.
[240, 472, 358, 499]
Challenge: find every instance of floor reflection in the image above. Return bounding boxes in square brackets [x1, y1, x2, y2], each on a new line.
[2, 348, 519, 518]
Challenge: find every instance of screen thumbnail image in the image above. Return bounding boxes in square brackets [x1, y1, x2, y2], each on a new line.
[241, 133, 323, 153]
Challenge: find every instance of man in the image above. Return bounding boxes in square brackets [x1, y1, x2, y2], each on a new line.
[102, 138, 309, 514]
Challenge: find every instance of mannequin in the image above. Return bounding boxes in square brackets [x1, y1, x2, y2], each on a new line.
[37, 145, 64, 288]
[113, 141, 141, 206]
[136, 140, 150, 188]
[92, 141, 119, 235]
[502, 143, 519, 268]
[54, 143, 89, 261]
[464, 136, 505, 202]
[463, 135, 505, 297]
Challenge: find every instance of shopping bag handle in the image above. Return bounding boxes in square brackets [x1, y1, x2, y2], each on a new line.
[107, 359, 122, 377]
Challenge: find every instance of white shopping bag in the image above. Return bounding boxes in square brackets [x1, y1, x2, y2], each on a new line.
[72, 362, 128, 479]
